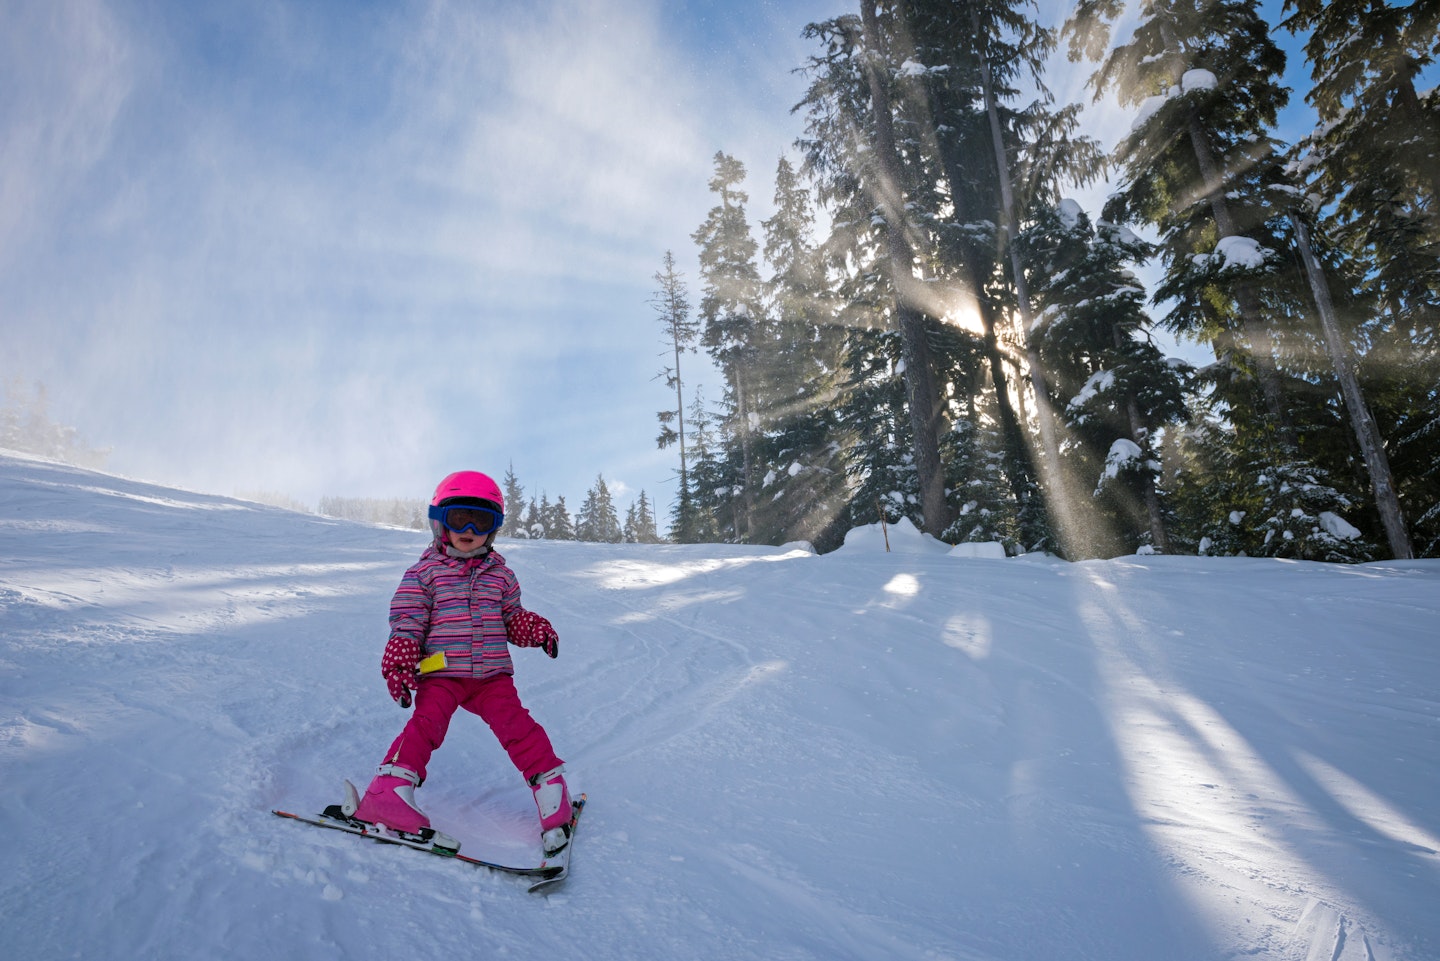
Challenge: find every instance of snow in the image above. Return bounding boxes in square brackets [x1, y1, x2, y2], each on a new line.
[1181, 68, 1218, 92]
[3, 451, 1439, 961]
[1057, 198, 1085, 229]
[1102, 437, 1144, 480]
[840, 516, 952, 555]
[1129, 70, 1218, 134]
[1069, 369, 1115, 412]
[1130, 93, 1170, 132]
[1319, 511, 1363, 541]
[946, 541, 1007, 559]
[1214, 235, 1269, 269]
[1192, 235, 1271, 272]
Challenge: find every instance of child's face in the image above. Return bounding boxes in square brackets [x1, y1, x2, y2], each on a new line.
[447, 528, 487, 553]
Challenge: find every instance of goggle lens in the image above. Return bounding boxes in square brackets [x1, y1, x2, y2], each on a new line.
[429, 504, 503, 535]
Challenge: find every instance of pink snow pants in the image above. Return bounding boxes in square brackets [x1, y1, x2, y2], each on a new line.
[381, 674, 562, 785]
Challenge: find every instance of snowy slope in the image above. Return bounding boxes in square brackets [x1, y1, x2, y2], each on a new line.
[2, 450, 1438, 961]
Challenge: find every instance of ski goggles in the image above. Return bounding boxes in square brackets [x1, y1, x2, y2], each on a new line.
[428, 503, 504, 536]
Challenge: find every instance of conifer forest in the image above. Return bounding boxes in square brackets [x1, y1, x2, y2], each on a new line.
[652, 0, 1440, 560]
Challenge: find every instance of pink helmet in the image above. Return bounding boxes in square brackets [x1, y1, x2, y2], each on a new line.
[429, 470, 504, 543]
[431, 470, 504, 512]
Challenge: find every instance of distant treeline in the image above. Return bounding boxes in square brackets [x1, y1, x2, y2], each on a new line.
[317, 496, 426, 529]
[313, 467, 664, 543]
[0, 377, 110, 469]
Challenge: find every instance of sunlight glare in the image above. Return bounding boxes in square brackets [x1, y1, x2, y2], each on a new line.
[1293, 750, 1440, 862]
[941, 612, 992, 659]
[882, 573, 921, 596]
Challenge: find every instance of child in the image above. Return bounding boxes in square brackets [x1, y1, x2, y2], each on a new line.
[345, 470, 573, 856]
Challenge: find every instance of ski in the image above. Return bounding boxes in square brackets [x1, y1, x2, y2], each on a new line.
[271, 794, 585, 894]
[527, 794, 585, 893]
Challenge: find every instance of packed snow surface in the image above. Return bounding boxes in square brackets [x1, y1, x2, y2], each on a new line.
[2, 451, 1438, 961]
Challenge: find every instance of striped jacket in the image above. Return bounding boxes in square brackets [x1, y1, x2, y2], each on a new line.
[388, 544, 524, 680]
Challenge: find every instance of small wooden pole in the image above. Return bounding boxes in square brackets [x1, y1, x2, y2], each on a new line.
[876, 499, 891, 552]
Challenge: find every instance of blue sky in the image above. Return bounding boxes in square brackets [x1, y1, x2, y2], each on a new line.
[1, 0, 1336, 524]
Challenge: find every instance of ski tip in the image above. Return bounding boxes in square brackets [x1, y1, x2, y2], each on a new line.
[528, 874, 567, 895]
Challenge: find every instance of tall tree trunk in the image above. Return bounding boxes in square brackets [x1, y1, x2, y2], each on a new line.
[734, 363, 756, 541]
[859, 0, 953, 536]
[975, 10, 1080, 557]
[1289, 212, 1414, 559]
[917, 69, 1042, 529]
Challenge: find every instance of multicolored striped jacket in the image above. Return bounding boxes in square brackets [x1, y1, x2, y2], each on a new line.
[388, 544, 524, 680]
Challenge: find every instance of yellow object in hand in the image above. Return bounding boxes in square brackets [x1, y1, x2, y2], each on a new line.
[417, 652, 448, 675]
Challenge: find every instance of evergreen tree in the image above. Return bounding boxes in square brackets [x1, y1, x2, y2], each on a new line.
[1066, 0, 1301, 446]
[750, 156, 851, 550]
[1282, 0, 1440, 348]
[525, 495, 549, 539]
[544, 495, 576, 541]
[942, 412, 1031, 552]
[652, 251, 699, 501]
[1282, 0, 1437, 557]
[797, 1, 1105, 551]
[937, 0, 1107, 558]
[1021, 199, 1189, 555]
[673, 388, 726, 543]
[624, 491, 662, 544]
[799, 5, 953, 536]
[499, 462, 526, 538]
[834, 326, 921, 532]
[1249, 457, 1374, 562]
[692, 152, 766, 541]
[1064, 0, 1404, 560]
[576, 475, 623, 543]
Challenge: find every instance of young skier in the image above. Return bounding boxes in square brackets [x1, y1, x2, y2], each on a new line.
[344, 470, 574, 856]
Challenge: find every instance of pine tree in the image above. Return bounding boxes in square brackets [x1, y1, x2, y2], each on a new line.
[942, 412, 1030, 552]
[924, 0, 1108, 558]
[1067, 0, 1298, 442]
[797, 1, 1108, 552]
[800, 4, 953, 537]
[0, 377, 109, 469]
[1249, 457, 1374, 562]
[576, 475, 623, 543]
[834, 326, 920, 531]
[499, 463, 526, 538]
[692, 152, 766, 541]
[673, 388, 726, 543]
[1021, 199, 1189, 555]
[1282, 0, 1440, 344]
[624, 491, 662, 544]
[652, 251, 698, 499]
[525, 495, 549, 539]
[1067, 0, 1416, 559]
[545, 495, 576, 541]
[1282, 0, 1437, 557]
[750, 157, 851, 549]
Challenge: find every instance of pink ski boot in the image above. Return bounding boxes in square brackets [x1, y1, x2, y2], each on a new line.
[529, 765, 573, 856]
[345, 765, 457, 850]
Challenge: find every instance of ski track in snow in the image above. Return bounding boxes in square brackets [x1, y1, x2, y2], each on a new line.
[2, 450, 1438, 961]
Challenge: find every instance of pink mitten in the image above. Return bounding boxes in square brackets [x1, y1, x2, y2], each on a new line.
[382, 634, 422, 706]
[508, 610, 559, 659]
